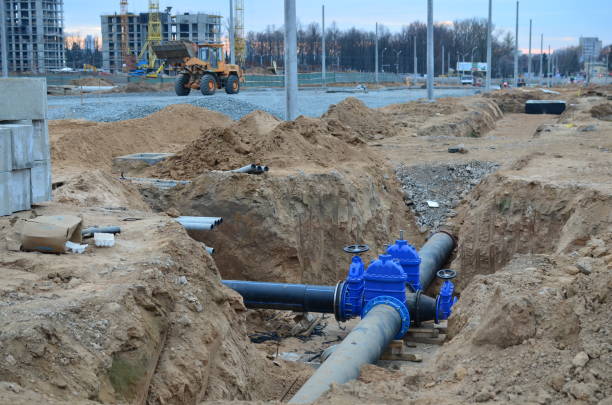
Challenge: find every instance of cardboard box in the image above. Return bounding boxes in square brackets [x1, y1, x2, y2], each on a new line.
[21, 215, 83, 253]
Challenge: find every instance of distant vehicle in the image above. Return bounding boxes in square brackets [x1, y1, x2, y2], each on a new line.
[460, 75, 474, 85]
[153, 40, 243, 96]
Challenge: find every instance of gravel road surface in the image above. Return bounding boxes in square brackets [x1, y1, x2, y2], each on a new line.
[48, 87, 479, 122]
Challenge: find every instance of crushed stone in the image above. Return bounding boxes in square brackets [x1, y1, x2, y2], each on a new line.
[396, 161, 499, 231]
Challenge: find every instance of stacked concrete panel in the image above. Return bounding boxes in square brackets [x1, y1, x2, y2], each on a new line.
[0, 78, 52, 216]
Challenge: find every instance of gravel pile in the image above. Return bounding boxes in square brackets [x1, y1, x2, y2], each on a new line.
[396, 161, 499, 231]
[48, 93, 279, 122]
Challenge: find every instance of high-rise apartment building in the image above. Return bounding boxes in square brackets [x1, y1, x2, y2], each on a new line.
[0, 0, 65, 72]
[100, 11, 221, 73]
[579, 37, 602, 63]
[84, 34, 95, 51]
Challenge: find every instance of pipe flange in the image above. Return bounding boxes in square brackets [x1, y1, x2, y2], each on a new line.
[362, 296, 411, 339]
[333, 281, 345, 322]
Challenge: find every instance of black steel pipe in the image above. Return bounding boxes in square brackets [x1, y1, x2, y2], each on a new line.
[418, 231, 456, 290]
[221, 280, 336, 313]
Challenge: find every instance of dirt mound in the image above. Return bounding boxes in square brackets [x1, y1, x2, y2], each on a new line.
[448, 172, 612, 291]
[590, 103, 612, 121]
[50, 104, 232, 171]
[143, 168, 420, 286]
[0, 209, 300, 404]
[416, 98, 503, 137]
[53, 170, 151, 211]
[484, 89, 559, 113]
[70, 77, 115, 86]
[322, 97, 396, 140]
[150, 111, 371, 179]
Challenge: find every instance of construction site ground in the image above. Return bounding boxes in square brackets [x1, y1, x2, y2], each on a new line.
[1, 85, 611, 404]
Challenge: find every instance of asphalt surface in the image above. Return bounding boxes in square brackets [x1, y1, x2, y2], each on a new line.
[47, 87, 480, 122]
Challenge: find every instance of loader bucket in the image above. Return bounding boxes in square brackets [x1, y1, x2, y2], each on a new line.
[152, 41, 197, 63]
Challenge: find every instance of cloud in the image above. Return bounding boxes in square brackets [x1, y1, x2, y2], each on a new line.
[438, 20, 454, 26]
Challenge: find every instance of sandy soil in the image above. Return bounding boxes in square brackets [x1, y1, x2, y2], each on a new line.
[2, 84, 611, 404]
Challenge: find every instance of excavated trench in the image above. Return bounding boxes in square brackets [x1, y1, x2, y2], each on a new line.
[7, 88, 610, 404]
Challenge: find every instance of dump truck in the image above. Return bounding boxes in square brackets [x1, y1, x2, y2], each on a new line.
[152, 41, 243, 96]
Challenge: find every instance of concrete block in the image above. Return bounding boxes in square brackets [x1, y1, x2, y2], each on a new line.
[0, 78, 47, 120]
[9, 169, 32, 212]
[0, 172, 10, 216]
[31, 160, 52, 204]
[0, 127, 11, 172]
[32, 120, 50, 161]
[0, 124, 34, 169]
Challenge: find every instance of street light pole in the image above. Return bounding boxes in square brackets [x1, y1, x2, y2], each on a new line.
[382, 47, 387, 73]
[229, 0, 235, 64]
[528, 19, 532, 80]
[485, 0, 492, 90]
[413, 35, 417, 81]
[375, 22, 379, 83]
[426, 0, 434, 101]
[284, 0, 297, 120]
[0, 0, 8, 77]
[539, 33, 543, 84]
[395, 50, 402, 73]
[513, 0, 519, 87]
[321, 4, 326, 88]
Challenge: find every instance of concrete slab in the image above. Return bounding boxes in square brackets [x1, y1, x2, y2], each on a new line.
[31, 160, 52, 204]
[0, 78, 48, 120]
[0, 172, 10, 216]
[0, 124, 34, 169]
[9, 169, 32, 212]
[112, 153, 174, 176]
[0, 127, 11, 172]
[32, 120, 50, 161]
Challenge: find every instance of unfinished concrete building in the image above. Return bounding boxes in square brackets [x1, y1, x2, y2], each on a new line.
[0, 0, 65, 72]
[100, 11, 221, 73]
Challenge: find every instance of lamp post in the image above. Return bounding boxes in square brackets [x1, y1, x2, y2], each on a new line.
[381, 47, 388, 73]
[394, 49, 402, 73]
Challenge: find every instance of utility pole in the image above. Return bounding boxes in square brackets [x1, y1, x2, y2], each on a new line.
[284, 0, 297, 120]
[528, 19, 532, 80]
[229, 0, 235, 64]
[441, 44, 445, 76]
[548, 44, 551, 87]
[427, 0, 434, 101]
[539, 33, 543, 84]
[322, 4, 326, 88]
[375, 22, 379, 83]
[485, 0, 492, 90]
[413, 35, 417, 82]
[0, 0, 8, 77]
[513, 0, 519, 87]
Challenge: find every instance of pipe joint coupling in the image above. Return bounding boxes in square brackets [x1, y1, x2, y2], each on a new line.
[362, 295, 411, 339]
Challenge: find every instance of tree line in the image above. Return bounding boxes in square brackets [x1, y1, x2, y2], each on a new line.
[244, 18, 609, 77]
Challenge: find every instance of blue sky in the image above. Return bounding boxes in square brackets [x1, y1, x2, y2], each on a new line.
[65, 0, 611, 51]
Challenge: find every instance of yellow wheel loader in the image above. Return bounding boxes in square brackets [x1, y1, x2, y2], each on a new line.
[152, 41, 243, 96]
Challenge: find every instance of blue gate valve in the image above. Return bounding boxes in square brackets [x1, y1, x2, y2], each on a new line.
[386, 230, 422, 292]
[435, 269, 458, 322]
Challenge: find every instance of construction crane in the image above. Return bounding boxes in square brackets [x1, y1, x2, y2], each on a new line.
[120, 0, 131, 71]
[134, 0, 162, 74]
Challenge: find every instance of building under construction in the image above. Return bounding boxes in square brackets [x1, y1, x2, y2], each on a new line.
[100, 10, 221, 73]
[0, 0, 65, 72]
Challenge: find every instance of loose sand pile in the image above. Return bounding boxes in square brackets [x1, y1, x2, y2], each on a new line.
[70, 77, 115, 86]
[590, 103, 612, 121]
[150, 110, 373, 179]
[50, 104, 232, 171]
[321, 97, 397, 140]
